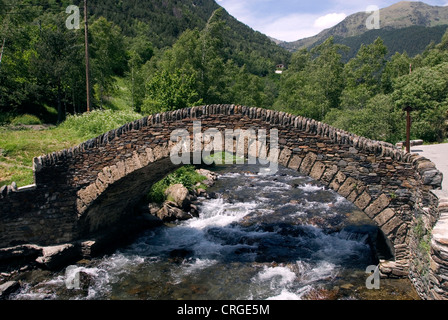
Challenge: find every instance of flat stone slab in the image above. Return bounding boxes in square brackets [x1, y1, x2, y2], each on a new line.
[433, 212, 448, 246]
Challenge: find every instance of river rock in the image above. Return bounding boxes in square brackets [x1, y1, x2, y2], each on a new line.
[0, 281, 20, 299]
[0, 244, 43, 272]
[196, 169, 218, 183]
[35, 244, 78, 270]
[156, 201, 193, 222]
[165, 184, 190, 210]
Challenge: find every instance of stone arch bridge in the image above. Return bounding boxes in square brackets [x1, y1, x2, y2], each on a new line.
[1, 104, 447, 299]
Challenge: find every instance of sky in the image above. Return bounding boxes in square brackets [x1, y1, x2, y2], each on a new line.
[216, 0, 448, 42]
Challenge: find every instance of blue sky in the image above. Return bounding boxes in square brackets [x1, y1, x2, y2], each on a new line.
[216, 0, 448, 41]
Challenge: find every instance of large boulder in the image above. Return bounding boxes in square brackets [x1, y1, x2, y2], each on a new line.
[35, 244, 78, 270]
[164, 184, 190, 210]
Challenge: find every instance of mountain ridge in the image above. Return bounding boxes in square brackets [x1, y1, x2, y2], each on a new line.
[280, 1, 448, 52]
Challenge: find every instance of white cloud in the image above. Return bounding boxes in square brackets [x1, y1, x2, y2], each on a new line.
[257, 13, 322, 42]
[218, 0, 448, 42]
[218, 1, 349, 42]
[313, 13, 347, 29]
[254, 12, 348, 42]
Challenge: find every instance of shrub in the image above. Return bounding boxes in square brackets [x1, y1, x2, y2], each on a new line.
[147, 165, 207, 204]
[11, 114, 42, 126]
[59, 109, 142, 139]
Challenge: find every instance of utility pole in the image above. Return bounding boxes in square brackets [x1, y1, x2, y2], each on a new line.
[84, 0, 91, 113]
[404, 64, 413, 154]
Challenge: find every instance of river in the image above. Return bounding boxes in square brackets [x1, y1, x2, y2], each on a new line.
[10, 162, 420, 300]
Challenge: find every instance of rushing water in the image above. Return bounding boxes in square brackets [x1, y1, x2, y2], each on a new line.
[10, 163, 420, 300]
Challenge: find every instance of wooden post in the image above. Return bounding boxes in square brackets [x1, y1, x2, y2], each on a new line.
[84, 0, 91, 113]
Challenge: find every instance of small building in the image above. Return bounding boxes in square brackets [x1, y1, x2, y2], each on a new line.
[275, 64, 285, 74]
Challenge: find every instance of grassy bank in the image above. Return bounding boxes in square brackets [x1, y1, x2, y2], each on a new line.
[0, 109, 142, 188]
[0, 127, 83, 187]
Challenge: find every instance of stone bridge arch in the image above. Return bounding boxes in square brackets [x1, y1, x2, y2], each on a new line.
[0, 104, 444, 284]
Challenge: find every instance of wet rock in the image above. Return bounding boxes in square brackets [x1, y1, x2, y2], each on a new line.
[0, 281, 20, 299]
[35, 244, 79, 270]
[169, 248, 194, 262]
[190, 204, 199, 218]
[207, 192, 218, 199]
[0, 244, 43, 272]
[156, 202, 193, 222]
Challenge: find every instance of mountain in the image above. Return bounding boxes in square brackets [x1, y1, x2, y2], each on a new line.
[71, 0, 290, 75]
[74, 0, 289, 60]
[280, 1, 448, 53]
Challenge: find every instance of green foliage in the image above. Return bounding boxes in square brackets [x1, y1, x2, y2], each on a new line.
[90, 17, 128, 109]
[203, 151, 244, 165]
[142, 69, 203, 115]
[342, 38, 388, 102]
[0, 125, 83, 188]
[11, 114, 42, 126]
[325, 94, 403, 143]
[1, 0, 448, 148]
[59, 109, 142, 139]
[147, 166, 206, 204]
[392, 63, 448, 142]
[334, 25, 448, 62]
[274, 37, 345, 120]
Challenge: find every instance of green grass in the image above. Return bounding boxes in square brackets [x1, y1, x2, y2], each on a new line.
[0, 126, 83, 187]
[59, 109, 142, 140]
[203, 151, 245, 165]
[10, 114, 43, 126]
[0, 109, 143, 188]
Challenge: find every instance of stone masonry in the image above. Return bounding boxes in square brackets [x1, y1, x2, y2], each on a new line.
[0, 104, 446, 299]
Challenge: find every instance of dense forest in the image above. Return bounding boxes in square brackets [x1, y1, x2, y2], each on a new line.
[1, 0, 447, 145]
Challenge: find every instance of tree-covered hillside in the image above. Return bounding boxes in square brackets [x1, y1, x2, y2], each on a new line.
[274, 33, 448, 144]
[1, 0, 447, 147]
[318, 25, 448, 62]
[0, 0, 289, 122]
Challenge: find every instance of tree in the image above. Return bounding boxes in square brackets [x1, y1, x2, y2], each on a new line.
[274, 37, 345, 120]
[142, 69, 202, 114]
[89, 17, 128, 108]
[392, 63, 448, 142]
[381, 52, 412, 94]
[341, 37, 388, 109]
[324, 94, 402, 144]
[32, 13, 85, 123]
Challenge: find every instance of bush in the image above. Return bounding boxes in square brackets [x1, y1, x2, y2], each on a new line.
[11, 114, 42, 126]
[148, 166, 206, 204]
[59, 109, 142, 139]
